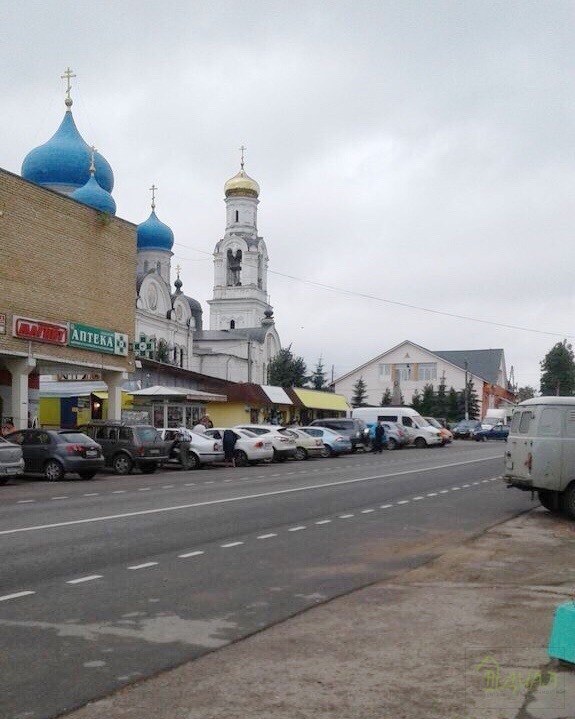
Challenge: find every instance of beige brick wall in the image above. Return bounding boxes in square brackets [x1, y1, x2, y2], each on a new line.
[0, 168, 136, 372]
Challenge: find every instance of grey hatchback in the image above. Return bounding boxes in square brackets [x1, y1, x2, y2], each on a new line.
[5, 429, 104, 481]
[0, 435, 25, 484]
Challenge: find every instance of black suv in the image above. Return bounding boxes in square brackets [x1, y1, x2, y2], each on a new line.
[78, 422, 170, 475]
[309, 418, 369, 452]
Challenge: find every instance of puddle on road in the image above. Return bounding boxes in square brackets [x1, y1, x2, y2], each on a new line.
[0, 613, 238, 648]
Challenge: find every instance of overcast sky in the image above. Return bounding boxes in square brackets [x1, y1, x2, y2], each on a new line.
[2, 0, 575, 390]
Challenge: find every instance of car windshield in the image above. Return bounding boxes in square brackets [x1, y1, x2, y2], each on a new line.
[135, 426, 160, 442]
[425, 418, 441, 429]
[58, 432, 96, 445]
[458, 420, 478, 428]
[239, 429, 257, 437]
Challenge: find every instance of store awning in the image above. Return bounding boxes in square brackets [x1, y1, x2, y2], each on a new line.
[129, 385, 227, 402]
[291, 388, 350, 412]
[261, 385, 293, 405]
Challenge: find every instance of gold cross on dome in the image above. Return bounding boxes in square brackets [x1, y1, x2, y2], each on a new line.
[239, 145, 246, 169]
[89, 145, 97, 174]
[176, 264, 182, 278]
[149, 184, 157, 209]
[61, 67, 76, 102]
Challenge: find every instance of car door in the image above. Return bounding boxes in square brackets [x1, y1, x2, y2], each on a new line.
[25, 431, 52, 472]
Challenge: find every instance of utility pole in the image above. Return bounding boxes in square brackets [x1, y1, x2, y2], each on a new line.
[247, 340, 252, 383]
[464, 358, 469, 420]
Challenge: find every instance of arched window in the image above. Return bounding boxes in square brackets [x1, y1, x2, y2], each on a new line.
[235, 210, 239, 223]
[230, 320, 235, 329]
[180, 348, 185, 367]
[156, 261, 161, 274]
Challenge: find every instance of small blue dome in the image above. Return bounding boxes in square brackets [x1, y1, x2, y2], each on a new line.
[71, 174, 117, 215]
[21, 110, 114, 195]
[137, 210, 174, 252]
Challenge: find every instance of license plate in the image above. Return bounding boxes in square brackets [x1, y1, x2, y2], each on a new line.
[1, 467, 20, 475]
[149, 449, 160, 455]
[85, 450, 98, 458]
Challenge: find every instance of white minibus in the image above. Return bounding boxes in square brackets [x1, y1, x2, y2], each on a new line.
[351, 407, 443, 448]
[504, 397, 575, 518]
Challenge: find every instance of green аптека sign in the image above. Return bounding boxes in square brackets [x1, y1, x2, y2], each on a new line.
[69, 323, 128, 356]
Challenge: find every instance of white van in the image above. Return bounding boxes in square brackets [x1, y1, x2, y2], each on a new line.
[351, 407, 443, 448]
[503, 397, 575, 518]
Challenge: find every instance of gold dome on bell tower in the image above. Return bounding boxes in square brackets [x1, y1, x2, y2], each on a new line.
[224, 145, 260, 198]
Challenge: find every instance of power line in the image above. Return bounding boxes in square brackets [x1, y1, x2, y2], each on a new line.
[173, 242, 574, 340]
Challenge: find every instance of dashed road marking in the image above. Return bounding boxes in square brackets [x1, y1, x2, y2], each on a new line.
[315, 519, 332, 525]
[112, 490, 126, 494]
[221, 541, 244, 548]
[83, 493, 99, 497]
[178, 550, 205, 558]
[257, 533, 277, 539]
[427, 492, 438, 497]
[128, 562, 158, 570]
[138, 488, 151, 492]
[0, 591, 35, 602]
[339, 513, 354, 519]
[288, 526, 306, 532]
[396, 500, 410, 505]
[413, 496, 424, 501]
[51, 496, 69, 500]
[66, 575, 102, 585]
[361, 509, 375, 514]
[17, 500, 35, 504]
[161, 485, 174, 489]
[380, 504, 393, 509]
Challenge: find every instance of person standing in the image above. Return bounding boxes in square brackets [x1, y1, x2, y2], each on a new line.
[372, 421, 386, 453]
[222, 428, 239, 467]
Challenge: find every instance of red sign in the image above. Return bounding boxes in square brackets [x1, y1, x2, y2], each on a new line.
[13, 316, 68, 345]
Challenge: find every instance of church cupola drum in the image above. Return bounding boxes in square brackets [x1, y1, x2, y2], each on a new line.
[209, 149, 272, 331]
[21, 68, 114, 196]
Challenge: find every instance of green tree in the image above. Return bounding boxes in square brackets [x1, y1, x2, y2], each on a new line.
[458, 380, 480, 420]
[411, 390, 421, 412]
[267, 345, 308, 387]
[419, 384, 436, 416]
[540, 341, 575, 396]
[351, 376, 368, 407]
[434, 374, 449, 419]
[380, 388, 392, 406]
[447, 387, 460, 422]
[155, 338, 170, 364]
[310, 357, 328, 390]
[516, 386, 536, 402]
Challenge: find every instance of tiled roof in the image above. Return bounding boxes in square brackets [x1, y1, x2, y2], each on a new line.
[433, 349, 503, 384]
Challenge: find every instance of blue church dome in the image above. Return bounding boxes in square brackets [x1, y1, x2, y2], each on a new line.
[71, 173, 117, 215]
[137, 210, 174, 252]
[21, 110, 114, 195]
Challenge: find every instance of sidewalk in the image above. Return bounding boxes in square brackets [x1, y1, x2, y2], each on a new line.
[66, 509, 575, 719]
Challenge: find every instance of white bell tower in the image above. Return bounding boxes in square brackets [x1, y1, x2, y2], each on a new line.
[208, 150, 272, 330]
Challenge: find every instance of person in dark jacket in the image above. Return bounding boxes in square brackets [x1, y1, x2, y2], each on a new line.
[222, 428, 239, 467]
[372, 421, 386, 453]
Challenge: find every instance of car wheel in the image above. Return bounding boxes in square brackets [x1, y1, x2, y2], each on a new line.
[414, 437, 427, 449]
[79, 471, 97, 480]
[294, 446, 307, 461]
[384, 438, 398, 450]
[181, 452, 201, 470]
[319, 445, 331, 458]
[559, 483, 575, 519]
[140, 462, 158, 474]
[538, 490, 558, 512]
[112, 453, 133, 476]
[44, 459, 65, 482]
[234, 450, 249, 467]
[272, 449, 286, 463]
[0, 477, 9, 486]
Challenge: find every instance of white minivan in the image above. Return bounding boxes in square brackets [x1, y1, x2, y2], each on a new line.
[503, 397, 575, 518]
[351, 407, 443, 448]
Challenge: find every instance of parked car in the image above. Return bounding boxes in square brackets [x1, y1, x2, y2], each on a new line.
[474, 424, 509, 442]
[309, 418, 370, 452]
[5, 429, 104, 481]
[79, 422, 170, 475]
[283, 427, 325, 460]
[367, 421, 410, 450]
[234, 424, 297, 462]
[204, 427, 272, 466]
[160, 428, 225, 468]
[424, 417, 453, 444]
[452, 420, 482, 439]
[0, 435, 25, 484]
[300, 426, 352, 457]
[351, 407, 443, 448]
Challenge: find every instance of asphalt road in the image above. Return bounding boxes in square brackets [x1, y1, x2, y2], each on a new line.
[0, 442, 533, 719]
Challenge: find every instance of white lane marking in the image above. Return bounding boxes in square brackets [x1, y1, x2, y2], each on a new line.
[272, 474, 281, 477]
[83, 493, 99, 497]
[112, 490, 126, 494]
[128, 562, 158, 570]
[184, 483, 196, 486]
[439, 490, 449, 494]
[481, 479, 490, 483]
[380, 504, 393, 509]
[361, 509, 375, 514]
[427, 492, 438, 497]
[178, 550, 204, 558]
[138, 488, 151, 492]
[0, 590, 35, 602]
[17, 500, 35, 504]
[0, 456, 501, 537]
[396, 500, 410, 505]
[339, 513, 354, 519]
[315, 520, 332, 525]
[472, 482, 480, 485]
[224, 479, 232, 482]
[66, 575, 102, 585]
[161, 485, 174, 489]
[221, 541, 244, 548]
[205, 481, 215, 485]
[413, 496, 424, 501]
[462, 484, 470, 488]
[288, 526, 306, 532]
[286, 472, 295, 475]
[51, 496, 69, 500]
[257, 533, 277, 539]
[452, 487, 461, 491]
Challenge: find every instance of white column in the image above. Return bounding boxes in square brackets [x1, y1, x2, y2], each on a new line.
[5, 357, 36, 429]
[102, 371, 126, 421]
